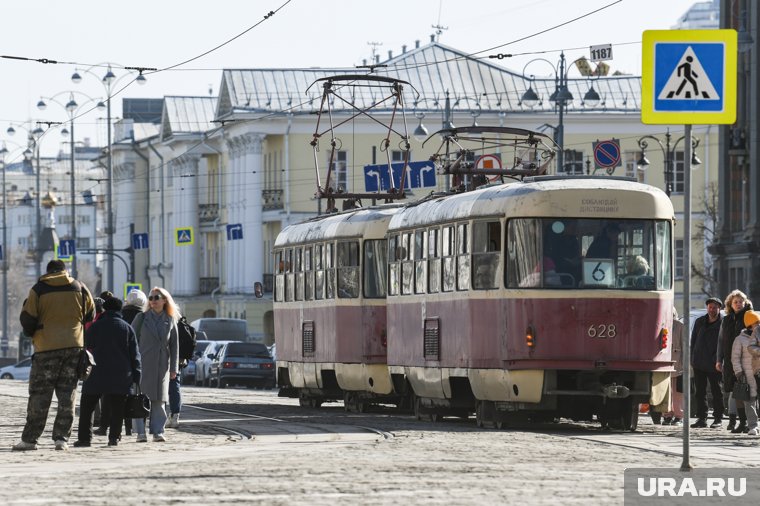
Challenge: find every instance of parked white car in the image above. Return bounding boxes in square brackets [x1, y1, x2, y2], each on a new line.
[194, 341, 240, 387]
[0, 358, 32, 380]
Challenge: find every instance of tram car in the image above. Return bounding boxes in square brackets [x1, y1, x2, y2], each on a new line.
[274, 176, 676, 430]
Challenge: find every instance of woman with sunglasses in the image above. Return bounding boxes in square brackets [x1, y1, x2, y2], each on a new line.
[130, 287, 179, 442]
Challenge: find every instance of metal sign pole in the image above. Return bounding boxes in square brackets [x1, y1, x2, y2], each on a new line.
[681, 123, 693, 471]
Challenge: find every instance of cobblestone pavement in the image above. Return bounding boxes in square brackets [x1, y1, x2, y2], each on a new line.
[0, 380, 757, 505]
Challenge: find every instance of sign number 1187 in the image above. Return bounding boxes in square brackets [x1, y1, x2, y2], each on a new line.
[589, 44, 613, 62]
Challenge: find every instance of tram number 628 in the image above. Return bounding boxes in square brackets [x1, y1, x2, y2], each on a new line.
[588, 324, 617, 339]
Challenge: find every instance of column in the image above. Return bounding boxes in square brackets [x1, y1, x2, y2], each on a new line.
[171, 155, 201, 296]
[241, 133, 265, 294]
[224, 137, 241, 293]
[113, 161, 136, 290]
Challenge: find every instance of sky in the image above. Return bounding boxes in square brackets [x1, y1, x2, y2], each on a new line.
[0, 0, 700, 158]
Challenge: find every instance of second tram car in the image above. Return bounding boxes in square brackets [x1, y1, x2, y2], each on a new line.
[274, 176, 676, 430]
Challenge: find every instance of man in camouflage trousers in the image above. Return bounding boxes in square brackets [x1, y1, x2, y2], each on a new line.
[12, 260, 95, 451]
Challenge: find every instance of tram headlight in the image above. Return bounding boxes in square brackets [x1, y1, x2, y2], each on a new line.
[526, 326, 536, 348]
[659, 328, 668, 350]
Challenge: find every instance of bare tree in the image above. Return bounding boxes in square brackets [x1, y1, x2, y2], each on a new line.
[692, 182, 719, 296]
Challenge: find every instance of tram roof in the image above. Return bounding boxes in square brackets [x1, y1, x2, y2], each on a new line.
[274, 205, 402, 247]
[388, 177, 674, 230]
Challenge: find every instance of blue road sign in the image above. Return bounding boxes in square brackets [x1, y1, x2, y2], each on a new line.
[132, 233, 149, 250]
[124, 283, 143, 300]
[593, 139, 622, 170]
[642, 30, 737, 125]
[175, 227, 194, 246]
[58, 239, 76, 259]
[363, 161, 437, 192]
[226, 223, 243, 241]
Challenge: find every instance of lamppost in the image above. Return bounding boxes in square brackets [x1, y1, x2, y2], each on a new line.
[71, 64, 147, 292]
[7, 123, 47, 278]
[520, 53, 600, 173]
[636, 129, 701, 197]
[37, 92, 105, 279]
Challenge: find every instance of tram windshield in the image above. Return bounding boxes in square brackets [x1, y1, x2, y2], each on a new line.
[506, 218, 672, 290]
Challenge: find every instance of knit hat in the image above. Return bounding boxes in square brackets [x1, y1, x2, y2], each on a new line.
[745, 310, 760, 328]
[705, 297, 723, 309]
[102, 296, 123, 312]
[125, 289, 147, 307]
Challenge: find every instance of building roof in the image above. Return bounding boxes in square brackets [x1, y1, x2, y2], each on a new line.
[215, 41, 641, 120]
[161, 96, 218, 141]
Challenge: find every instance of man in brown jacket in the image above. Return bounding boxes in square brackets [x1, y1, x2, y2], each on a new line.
[12, 260, 95, 451]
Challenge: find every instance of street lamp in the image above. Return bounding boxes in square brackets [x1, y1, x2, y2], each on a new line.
[636, 129, 701, 197]
[520, 53, 601, 173]
[7, 123, 46, 278]
[72, 64, 147, 292]
[37, 91, 106, 279]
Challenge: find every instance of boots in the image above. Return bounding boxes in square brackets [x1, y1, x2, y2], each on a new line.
[727, 414, 737, 431]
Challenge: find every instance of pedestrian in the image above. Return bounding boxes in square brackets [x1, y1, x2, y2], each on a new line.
[716, 289, 753, 433]
[122, 289, 147, 324]
[12, 259, 95, 451]
[690, 297, 725, 428]
[730, 310, 760, 436]
[663, 315, 684, 426]
[73, 296, 141, 447]
[131, 287, 179, 443]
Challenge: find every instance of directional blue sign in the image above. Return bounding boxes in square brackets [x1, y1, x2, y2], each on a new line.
[363, 161, 437, 192]
[226, 223, 243, 241]
[58, 239, 76, 259]
[132, 233, 149, 250]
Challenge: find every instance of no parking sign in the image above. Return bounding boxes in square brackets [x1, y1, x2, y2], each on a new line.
[592, 139, 621, 175]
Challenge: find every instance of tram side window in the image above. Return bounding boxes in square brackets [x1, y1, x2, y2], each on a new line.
[506, 219, 543, 288]
[472, 221, 501, 290]
[456, 223, 470, 291]
[364, 239, 387, 298]
[427, 228, 440, 293]
[304, 246, 314, 301]
[295, 247, 304, 301]
[315, 244, 325, 300]
[442, 226, 455, 292]
[655, 221, 672, 290]
[414, 230, 426, 294]
[401, 232, 414, 295]
[388, 234, 400, 296]
[285, 248, 294, 302]
[325, 243, 335, 299]
[337, 241, 360, 298]
[274, 250, 284, 302]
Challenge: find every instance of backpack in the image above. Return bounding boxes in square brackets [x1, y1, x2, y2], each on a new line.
[177, 316, 197, 364]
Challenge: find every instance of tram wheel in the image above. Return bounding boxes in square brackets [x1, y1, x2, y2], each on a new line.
[475, 402, 486, 428]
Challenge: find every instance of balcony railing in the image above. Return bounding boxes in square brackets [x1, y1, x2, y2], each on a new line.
[262, 189, 283, 210]
[199, 203, 219, 223]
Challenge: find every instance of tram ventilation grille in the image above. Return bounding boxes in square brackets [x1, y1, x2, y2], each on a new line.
[424, 318, 440, 360]
[302, 321, 315, 356]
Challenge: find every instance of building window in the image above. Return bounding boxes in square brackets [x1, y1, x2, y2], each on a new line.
[328, 150, 348, 191]
[624, 150, 645, 183]
[670, 151, 685, 194]
[563, 150, 584, 174]
[675, 239, 684, 280]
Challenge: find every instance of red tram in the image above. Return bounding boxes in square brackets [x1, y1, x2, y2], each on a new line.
[274, 176, 676, 430]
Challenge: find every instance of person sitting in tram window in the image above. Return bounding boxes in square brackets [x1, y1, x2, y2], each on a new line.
[586, 223, 621, 260]
[545, 220, 581, 286]
[623, 255, 655, 289]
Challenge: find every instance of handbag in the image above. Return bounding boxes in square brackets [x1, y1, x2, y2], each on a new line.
[76, 348, 96, 381]
[124, 389, 150, 419]
[733, 376, 751, 402]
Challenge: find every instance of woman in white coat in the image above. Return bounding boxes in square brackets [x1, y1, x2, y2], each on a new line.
[131, 287, 179, 442]
[731, 310, 760, 436]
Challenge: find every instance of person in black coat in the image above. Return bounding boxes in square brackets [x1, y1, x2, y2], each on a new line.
[74, 297, 141, 447]
[689, 297, 724, 428]
[716, 290, 753, 433]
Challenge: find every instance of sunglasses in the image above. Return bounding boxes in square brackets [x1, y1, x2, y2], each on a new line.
[148, 294, 163, 301]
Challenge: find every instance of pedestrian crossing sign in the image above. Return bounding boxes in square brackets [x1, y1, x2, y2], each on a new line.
[642, 29, 737, 124]
[175, 227, 194, 246]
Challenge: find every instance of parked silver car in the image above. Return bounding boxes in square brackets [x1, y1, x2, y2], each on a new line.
[194, 341, 240, 386]
[0, 358, 32, 380]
